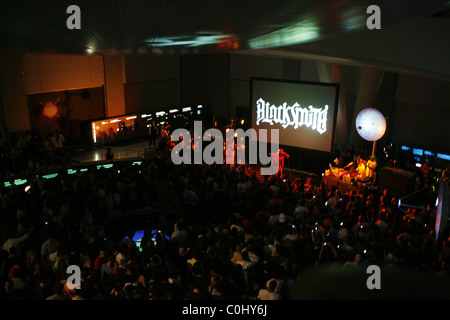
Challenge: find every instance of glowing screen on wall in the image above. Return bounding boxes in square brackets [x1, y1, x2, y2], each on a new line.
[91, 114, 147, 145]
[251, 78, 339, 152]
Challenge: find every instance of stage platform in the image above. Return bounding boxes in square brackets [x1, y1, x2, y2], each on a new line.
[67, 138, 322, 184]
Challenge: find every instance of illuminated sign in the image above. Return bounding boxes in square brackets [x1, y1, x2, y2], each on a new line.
[42, 173, 58, 179]
[91, 113, 147, 145]
[437, 153, 450, 161]
[92, 123, 97, 143]
[97, 164, 114, 170]
[256, 98, 328, 134]
[14, 179, 28, 186]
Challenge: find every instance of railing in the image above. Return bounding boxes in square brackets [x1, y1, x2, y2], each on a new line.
[100, 146, 145, 160]
[70, 145, 146, 163]
[1, 157, 150, 189]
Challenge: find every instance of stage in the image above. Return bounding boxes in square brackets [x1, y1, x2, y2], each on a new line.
[66, 137, 382, 198]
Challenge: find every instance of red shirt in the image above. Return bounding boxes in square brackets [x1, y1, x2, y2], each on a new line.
[94, 255, 107, 270]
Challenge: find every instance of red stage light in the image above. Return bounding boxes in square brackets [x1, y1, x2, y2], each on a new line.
[42, 102, 58, 118]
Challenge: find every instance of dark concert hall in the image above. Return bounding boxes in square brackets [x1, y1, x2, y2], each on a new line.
[0, 1, 449, 304]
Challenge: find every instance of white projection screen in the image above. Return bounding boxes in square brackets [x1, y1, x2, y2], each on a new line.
[251, 78, 339, 153]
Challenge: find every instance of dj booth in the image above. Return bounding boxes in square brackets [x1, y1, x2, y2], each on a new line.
[323, 167, 370, 194]
[323, 166, 417, 196]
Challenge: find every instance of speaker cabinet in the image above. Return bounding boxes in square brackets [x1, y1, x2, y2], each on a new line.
[379, 167, 416, 198]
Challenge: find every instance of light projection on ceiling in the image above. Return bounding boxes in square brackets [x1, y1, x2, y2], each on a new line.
[145, 32, 238, 48]
[248, 19, 319, 49]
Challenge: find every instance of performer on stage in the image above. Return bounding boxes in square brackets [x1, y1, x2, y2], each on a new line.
[366, 155, 377, 183]
[148, 121, 157, 146]
[272, 148, 289, 179]
[356, 158, 367, 182]
[159, 124, 170, 152]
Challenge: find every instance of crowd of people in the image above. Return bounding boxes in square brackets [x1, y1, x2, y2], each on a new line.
[0, 130, 69, 178]
[0, 137, 449, 300]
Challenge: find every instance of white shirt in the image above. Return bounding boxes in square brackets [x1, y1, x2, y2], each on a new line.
[2, 233, 29, 254]
[41, 238, 58, 260]
[171, 229, 188, 248]
[236, 260, 253, 270]
[294, 205, 309, 216]
[55, 134, 65, 149]
[337, 228, 349, 240]
[257, 289, 281, 300]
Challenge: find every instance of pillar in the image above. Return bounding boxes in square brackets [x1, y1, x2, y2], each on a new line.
[103, 56, 126, 117]
[316, 62, 348, 152]
[0, 52, 31, 136]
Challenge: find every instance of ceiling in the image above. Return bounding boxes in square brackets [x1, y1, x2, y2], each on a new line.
[1, 0, 449, 56]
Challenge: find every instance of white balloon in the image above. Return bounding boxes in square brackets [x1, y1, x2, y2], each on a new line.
[355, 108, 386, 141]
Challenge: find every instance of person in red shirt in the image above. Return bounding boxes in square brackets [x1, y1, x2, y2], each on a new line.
[269, 149, 289, 178]
[94, 250, 108, 272]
